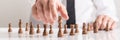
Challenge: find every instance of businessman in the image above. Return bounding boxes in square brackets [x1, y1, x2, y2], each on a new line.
[32, 0, 119, 30]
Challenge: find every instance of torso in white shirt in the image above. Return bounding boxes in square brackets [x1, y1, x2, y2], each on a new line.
[61, 0, 96, 28]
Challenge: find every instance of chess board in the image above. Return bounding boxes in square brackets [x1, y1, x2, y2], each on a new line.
[0, 27, 120, 40]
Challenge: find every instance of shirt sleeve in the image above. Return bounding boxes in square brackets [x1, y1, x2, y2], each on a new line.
[93, 0, 119, 22]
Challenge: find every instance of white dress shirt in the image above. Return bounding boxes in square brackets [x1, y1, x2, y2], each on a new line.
[30, 0, 119, 28]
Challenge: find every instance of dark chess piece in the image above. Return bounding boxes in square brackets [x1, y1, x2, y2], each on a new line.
[43, 24, 48, 36]
[29, 22, 34, 35]
[49, 25, 53, 34]
[64, 24, 68, 34]
[18, 19, 23, 34]
[70, 24, 75, 36]
[36, 24, 40, 33]
[8, 23, 12, 32]
[82, 23, 87, 34]
[75, 24, 79, 33]
[93, 22, 98, 33]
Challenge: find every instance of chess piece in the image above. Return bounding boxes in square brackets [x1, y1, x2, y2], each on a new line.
[36, 24, 40, 33]
[58, 23, 63, 37]
[58, 16, 62, 23]
[82, 23, 87, 34]
[43, 24, 48, 36]
[75, 24, 79, 33]
[18, 19, 23, 34]
[64, 24, 68, 34]
[29, 22, 34, 35]
[49, 25, 53, 34]
[18, 19, 22, 28]
[70, 24, 75, 36]
[25, 23, 28, 31]
[18, 28, 23, 34]
[8, 23, 12, 32]
[87, 23, 91, 31]
[58, 16, 64, 37]
[93, 22, 98, 33]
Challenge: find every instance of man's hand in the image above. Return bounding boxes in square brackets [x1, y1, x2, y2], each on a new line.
[95, 15, 116, 30]
[32, 0, 69, 24]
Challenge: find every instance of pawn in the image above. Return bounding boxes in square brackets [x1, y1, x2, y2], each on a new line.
[58, 23, 63, 37]
[43, 24, 48, 36]
[25, 23, 28, 31]
[19, 19, 22, 28]
[8, 23, 12, 32]
[58, 29, 63, 37]
[36, 24, 40, 33]
[58, 16, 62, 23]
[18, 28, 23, 34]
[29, 22, 34, 35]
[49, 25, 53, 34]
[69, 24, 75, 36]
[75, 24, 79, 33]
[64, 24, 68, 34]
[82, 23, 87, 34]
[18, 19, 23, 34]
[93, 22, 98, 33]
[87, 23, 91, 31]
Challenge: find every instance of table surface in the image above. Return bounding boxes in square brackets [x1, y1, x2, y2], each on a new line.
[0, 27, 120, 40]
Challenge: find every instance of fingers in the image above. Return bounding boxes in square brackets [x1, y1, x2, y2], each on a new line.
[107, 19, 114, 30]
[95, 15, 116, 30]
[42, 0, 50, 24]
[110, 21, 116, 30]
[33, 0, 69, 24]
[32, 4, 41, 20]
[95, 15, 104, 29]
[35, 0, 57, 24]
[101, 16, 109, 29]
[49, 0, 58, 21]
[37, 0, 54, 24]
[36, 0, 46, 22]
[58, 3, 69, 20]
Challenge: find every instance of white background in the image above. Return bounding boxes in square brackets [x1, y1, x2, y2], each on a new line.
[0, 0, 120, 27]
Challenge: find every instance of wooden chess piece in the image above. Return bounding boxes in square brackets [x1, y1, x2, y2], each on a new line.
[18, 28, 23, 34]
[58, 16, 62, 23]
[75, 24, 79, 33]
[93, 22, 98, 33]
[64, 24, 68, 34]
[58, 16, 64, 37]
[18, 19, 23, 34]
[29, 22, 34, 35]
[25, 23, 28, 31]
[8, 23, 12, 32]
[19, 19, 22, 28]
[58, 23, 63, 37]
[70, 24, 75, 36]
[43, 24, 48, 36]
[49, 25, 53, 34]
[36, 24, 40, 33]
[87, 23, 91, 31]
[82, 23, 87, 34]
